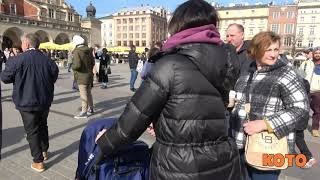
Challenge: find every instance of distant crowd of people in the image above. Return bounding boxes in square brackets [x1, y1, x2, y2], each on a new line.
[0, 0, 319, 179]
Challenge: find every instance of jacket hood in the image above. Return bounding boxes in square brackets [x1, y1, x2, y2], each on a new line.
[162, 25, 223, 51]
[176, 43, 228, 91]
[75, 46, 92, 55]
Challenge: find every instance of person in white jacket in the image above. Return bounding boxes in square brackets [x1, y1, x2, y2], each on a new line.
[305, 47, 320, 137]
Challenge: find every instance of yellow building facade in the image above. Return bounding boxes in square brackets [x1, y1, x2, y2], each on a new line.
[111, 6, 167, 48]
[217, 5, 269, 41]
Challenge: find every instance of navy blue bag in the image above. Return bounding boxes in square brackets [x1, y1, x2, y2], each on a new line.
[75, 118, 150, 180]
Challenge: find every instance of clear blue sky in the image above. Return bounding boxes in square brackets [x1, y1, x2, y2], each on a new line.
[65, 0, 294, 18]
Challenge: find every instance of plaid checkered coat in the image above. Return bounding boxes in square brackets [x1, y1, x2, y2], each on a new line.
[231, 58, 309, 153]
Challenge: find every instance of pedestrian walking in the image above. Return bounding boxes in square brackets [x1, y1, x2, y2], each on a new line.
[98, 48, 110, 89]
[95, 1, 242, 179]
[231, 31, 309, 180]
[72, 35, 95, 119]
[128, 45, 139, 92]
[304, 47, 320, 137]
[1, 33, 59, 172]
[293, 48, 317, 168]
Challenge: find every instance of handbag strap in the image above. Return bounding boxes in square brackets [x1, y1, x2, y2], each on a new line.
[244, 70, 255, 119]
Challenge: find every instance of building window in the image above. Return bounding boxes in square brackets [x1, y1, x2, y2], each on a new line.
[10, 3, 16, 15]
[129, 33, 133, 38]
[300, 17, 304, 22]
[142, 25, 146, 31]
[117, 33, 121, 38]
[287, 11, 293, 18]
[142, 33, 146, 38]
[297, 40, 302, 48]
[129, 41, 133, 46]
[271, 24, 279, 33]
[117, 41, 121, 46]
[123, 19, 127, 24]
[308, 41, 313, 48]
[226, 11, 229, 15]
[123, 26, 127, 31]
[117, 19, 121, 24]
[310, 28, 315, 35]
[272, 12, 280, 19]
[135, 25, 140, 31]
[109, 24, 112, 28]
[68, 13, 73, 22]
[284, 37, 292, 47]
[135, 41, 139, 46]
[129, 18, 133, 23]
[142, 17, 146, 23]
[135, 18, 140, 23]
[311, 16, 316, 23]
[285, 24, 294, 34]
[117, 26, 121, 31]
[123, 34, 127, 39]
[129, 26, 133, 31]
[249, 29, 253, 35]
[298, 27, 303, 35]
[123, 41, 127, 46]
[135, 33, 139, 38]
[242, 20, 245, 25]
[142, 40, 146, 47]
[49, 9, 54, 18]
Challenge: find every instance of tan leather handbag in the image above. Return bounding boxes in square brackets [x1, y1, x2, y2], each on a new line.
[243, 71, 289, 171]
[245, 131, 289, 170]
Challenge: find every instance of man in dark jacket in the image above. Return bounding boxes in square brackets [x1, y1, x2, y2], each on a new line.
[1, 34, 59, 172]
[128, 45, 139, 92]
[72, 35, 95, 119]
[226, 23, 252, 74]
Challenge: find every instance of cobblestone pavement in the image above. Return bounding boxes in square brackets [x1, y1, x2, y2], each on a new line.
[0, 63, 319, 180]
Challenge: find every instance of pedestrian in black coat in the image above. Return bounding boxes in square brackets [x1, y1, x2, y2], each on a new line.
[98, 48, 110, 89]
[1, 34, 59, 172]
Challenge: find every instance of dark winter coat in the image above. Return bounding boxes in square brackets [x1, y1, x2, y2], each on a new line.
[237, 40, 253, 75]
[98, 53, 110, 82]
[128, 50, 139, 69]
[97, 43, 242, 180]
[72, 46, 95, 85]
[1, 49, 59, 111]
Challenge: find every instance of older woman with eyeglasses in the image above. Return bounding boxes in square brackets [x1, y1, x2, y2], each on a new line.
[231, 31, 309, 180]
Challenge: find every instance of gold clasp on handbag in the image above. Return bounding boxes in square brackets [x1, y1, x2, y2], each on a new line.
[244, 103, 251, 113]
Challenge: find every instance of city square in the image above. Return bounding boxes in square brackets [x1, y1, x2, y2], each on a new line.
[1, 0, 320, 180]
[0, 64, 319, 179]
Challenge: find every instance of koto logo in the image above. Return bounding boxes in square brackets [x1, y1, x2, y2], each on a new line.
[262, 154, 307, 168]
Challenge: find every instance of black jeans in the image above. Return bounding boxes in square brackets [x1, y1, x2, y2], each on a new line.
[295, 130, 313, 161]
[20, 110, 49, 163]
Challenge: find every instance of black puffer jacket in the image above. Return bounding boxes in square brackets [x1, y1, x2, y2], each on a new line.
[97, 43, 242, 180]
